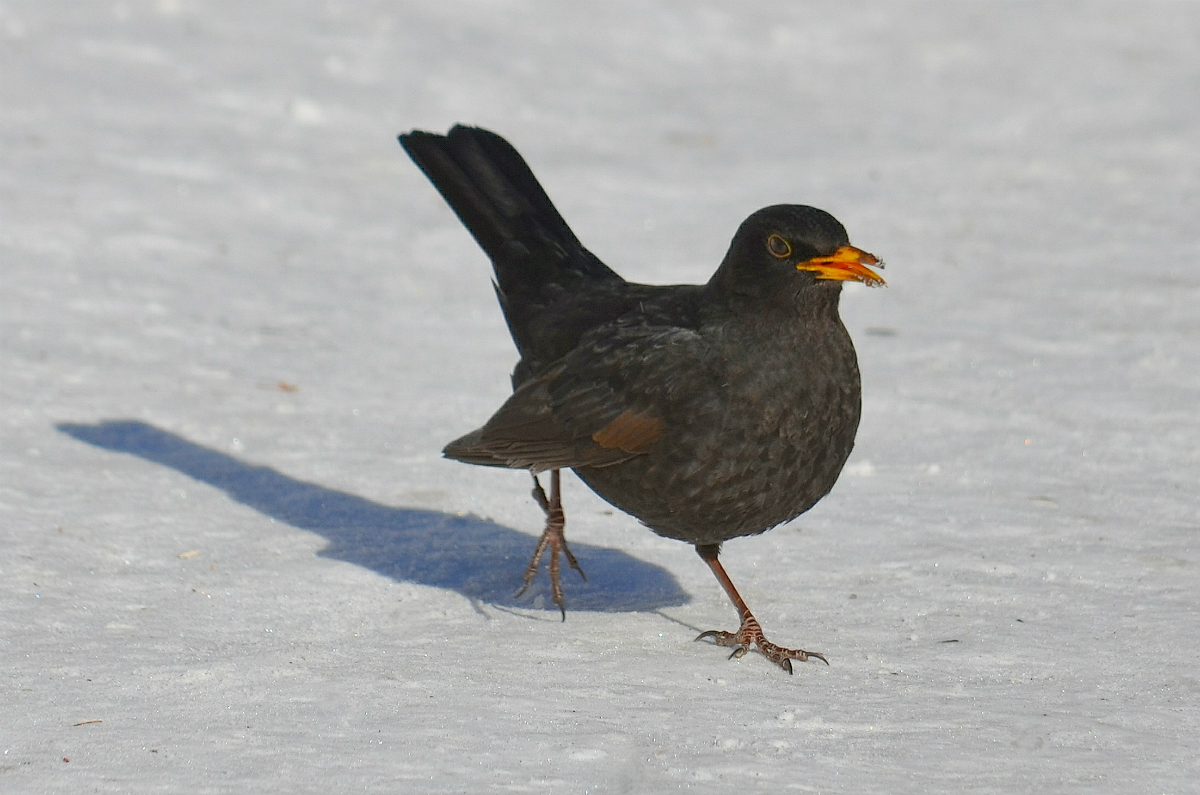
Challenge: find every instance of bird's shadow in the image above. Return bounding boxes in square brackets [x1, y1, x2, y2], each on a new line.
[56, 420, 689, 613]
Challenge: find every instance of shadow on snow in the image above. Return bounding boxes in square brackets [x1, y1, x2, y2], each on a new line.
[57, 420, 689, 613]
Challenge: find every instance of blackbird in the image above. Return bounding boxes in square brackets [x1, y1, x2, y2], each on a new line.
[399, 125, 884, 672]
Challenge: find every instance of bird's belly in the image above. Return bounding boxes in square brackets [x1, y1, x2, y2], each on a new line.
[575, 349, 861, 545]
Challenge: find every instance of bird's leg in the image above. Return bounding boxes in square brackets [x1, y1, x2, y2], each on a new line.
[694, 543, 828, 673]
[515, 469, 586, 620]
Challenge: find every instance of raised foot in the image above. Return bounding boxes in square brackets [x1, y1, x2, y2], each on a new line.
[515, 471, 586, 620]
[696, 613, 828, 674]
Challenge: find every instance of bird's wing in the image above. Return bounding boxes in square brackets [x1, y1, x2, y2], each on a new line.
[443, 324, 716, 472]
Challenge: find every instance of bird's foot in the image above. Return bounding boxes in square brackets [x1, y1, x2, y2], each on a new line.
[696, 613, 828, 674]
[515, 471, 586, 619]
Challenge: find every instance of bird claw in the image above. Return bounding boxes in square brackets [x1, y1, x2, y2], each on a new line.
[516, 471, 586, 619]
[695, 615, 827, 673]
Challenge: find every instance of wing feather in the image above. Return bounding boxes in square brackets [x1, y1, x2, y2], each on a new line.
[443, 324, 713, 472]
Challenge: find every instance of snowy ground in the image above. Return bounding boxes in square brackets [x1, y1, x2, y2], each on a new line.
[3, 1, 1198, 792]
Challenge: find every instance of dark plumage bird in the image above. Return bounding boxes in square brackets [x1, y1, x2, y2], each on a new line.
[399, 125, 884, 672]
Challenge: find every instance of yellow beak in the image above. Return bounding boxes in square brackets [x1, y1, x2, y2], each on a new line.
[796, 245, 885, 287]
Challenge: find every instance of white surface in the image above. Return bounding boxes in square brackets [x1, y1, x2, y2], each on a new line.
[2, 2, 1198, 792]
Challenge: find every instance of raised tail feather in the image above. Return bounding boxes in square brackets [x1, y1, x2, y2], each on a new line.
[399, 126, 621, 354]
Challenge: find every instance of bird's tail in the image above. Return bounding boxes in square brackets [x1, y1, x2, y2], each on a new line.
[399, 126, 619, 352]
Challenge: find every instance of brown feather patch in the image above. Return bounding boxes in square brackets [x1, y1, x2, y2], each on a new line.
[591, 409, 663, 454]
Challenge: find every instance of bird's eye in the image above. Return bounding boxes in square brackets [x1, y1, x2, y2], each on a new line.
[766, 234, 792, 259]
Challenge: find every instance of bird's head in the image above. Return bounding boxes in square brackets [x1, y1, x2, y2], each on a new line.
[710, 205, 884, 300]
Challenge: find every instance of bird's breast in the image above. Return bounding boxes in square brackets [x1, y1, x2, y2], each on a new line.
[575, 316, 862, 545]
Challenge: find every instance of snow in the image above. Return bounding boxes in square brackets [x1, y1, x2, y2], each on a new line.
[2, 1, 1198, 792]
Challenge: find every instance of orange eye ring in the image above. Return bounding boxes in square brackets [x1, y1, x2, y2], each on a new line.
[766, 234, 792, 259]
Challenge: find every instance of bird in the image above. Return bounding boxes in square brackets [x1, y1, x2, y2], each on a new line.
[399, 125, 884, 672]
